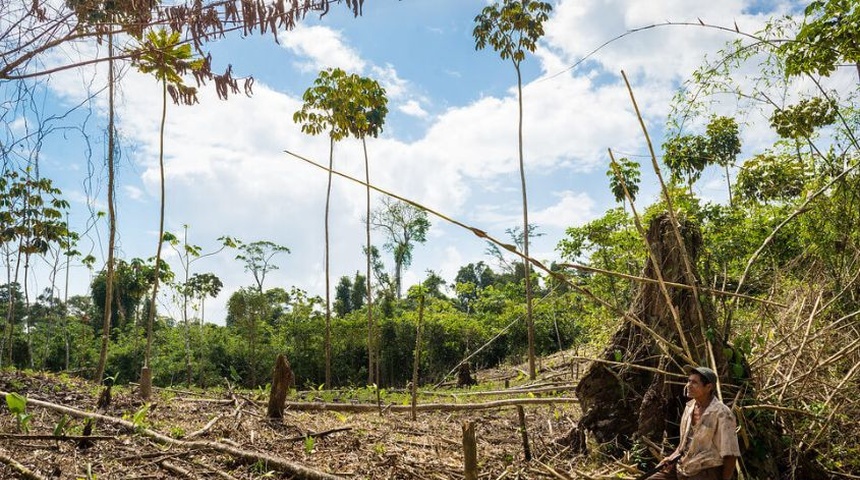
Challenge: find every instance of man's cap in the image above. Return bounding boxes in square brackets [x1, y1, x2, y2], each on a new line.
[684, 365, 718, 385]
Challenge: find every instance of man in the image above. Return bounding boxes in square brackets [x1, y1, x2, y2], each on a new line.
[646, 366, 742, 480]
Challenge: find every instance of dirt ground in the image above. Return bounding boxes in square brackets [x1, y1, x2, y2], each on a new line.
[0, 361, 639, 480]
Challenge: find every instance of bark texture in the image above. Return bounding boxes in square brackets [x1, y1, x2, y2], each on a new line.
[457, 362, 478, 388]
[267, 353, 293, 419]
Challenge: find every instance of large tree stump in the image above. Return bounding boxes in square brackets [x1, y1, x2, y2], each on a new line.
[568, 213, 782, 478]
[267, 354, 294, 419]
[457, 362, 478, 388]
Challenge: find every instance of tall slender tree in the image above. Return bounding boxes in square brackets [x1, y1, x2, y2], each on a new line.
[131, 27, 203, 399]
[294, 68, 387, 387]
[474, 0, 552, 380]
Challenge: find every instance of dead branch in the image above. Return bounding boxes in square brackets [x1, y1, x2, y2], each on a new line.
[281, 426, 352, 442]
[559, 262, 786, 308]
[0, 434, 117, 441]
[192, 460, 240, 480]
[185, 412, 227, 439]
[283, 397, 578, 413]
[421, 384, 577, 398]
[0, 447, 46, 480]
[160, 460, 194, 478]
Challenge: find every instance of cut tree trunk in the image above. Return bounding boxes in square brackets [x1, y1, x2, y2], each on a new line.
[267, 353, 293, 419]
[564, 213, 781, 479]
[457, 362, 478, 387]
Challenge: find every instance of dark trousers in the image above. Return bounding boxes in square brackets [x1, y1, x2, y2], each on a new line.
[646, 464, 722, 480]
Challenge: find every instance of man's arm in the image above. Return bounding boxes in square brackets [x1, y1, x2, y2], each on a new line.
[721, 456, 736, 480]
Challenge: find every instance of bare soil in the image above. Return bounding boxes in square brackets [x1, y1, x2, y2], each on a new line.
[0, 360, 635, 480]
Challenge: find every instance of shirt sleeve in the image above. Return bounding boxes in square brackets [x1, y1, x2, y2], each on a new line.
[716, 407, 742, 458]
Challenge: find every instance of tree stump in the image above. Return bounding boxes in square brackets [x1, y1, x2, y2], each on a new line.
[457, 362, 478, 387]
[565, 213, 781, 478]
[267, 354, 294, 419]
[139, 366, 152, 401]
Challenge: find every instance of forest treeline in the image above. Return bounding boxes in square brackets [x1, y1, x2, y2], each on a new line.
[1, 250, 593, 390]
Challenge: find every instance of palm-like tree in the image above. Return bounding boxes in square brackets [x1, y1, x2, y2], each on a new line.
[474, 0, 552, 380]
[132, 28, 203, 399]
[294, 68, 387, 387]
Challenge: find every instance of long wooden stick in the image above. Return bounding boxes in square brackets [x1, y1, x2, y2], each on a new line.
[0, 447, 46, 480]
[517, 406, 531, 462]
[559, 262, 786, 307]
[281, 397, 577, 413]
[0, 434, 116, 441]
[281, 427, 352, 442]
[423, 384, 578, 398]
[285, 149, 690, 363]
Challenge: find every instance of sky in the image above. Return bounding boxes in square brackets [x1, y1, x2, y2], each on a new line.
[9, 0, 810, 323]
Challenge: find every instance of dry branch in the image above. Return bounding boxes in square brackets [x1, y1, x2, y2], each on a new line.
[559, 262, 786, 308]
[160, 460, 194, 478]
[0, 447, 46, 480]
[185, 412, 227, 439]
[282, 397, 577, 413]
[281, 426, 352, 442]
[462, 421, 478, 480]
[0, 434, 117, 441]
[422, 384, 577, 398]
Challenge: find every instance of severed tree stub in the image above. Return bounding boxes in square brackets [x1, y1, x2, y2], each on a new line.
[560, 213, 782, 478]
[457, 362, 478, 388]
[267, 353, 294, 419]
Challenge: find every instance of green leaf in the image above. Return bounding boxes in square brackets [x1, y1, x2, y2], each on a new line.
[53, 415, 69, 436]
[5, 392, 26, 415]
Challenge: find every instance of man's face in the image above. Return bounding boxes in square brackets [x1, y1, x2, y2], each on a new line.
[687, 373, 712, 399]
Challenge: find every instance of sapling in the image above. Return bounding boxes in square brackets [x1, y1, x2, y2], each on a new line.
[5, 392, 32, 433]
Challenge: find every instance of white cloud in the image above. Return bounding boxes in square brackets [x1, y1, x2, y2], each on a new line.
[279, 25, 366, 73]
[542, 0, 790, 83]
[371, 64, 410, 99]
[123, 185, 144, 201]
[398, 99, 429, 118]
[532, 191, 597, 229]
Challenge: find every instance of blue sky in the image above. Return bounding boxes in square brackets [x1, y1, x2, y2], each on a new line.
[10, 0, 813, 323]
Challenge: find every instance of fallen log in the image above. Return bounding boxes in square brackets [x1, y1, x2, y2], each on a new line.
[421, 384, 577, 398]
[1, 390, 342, 480]
[283, 397, 578, 412]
